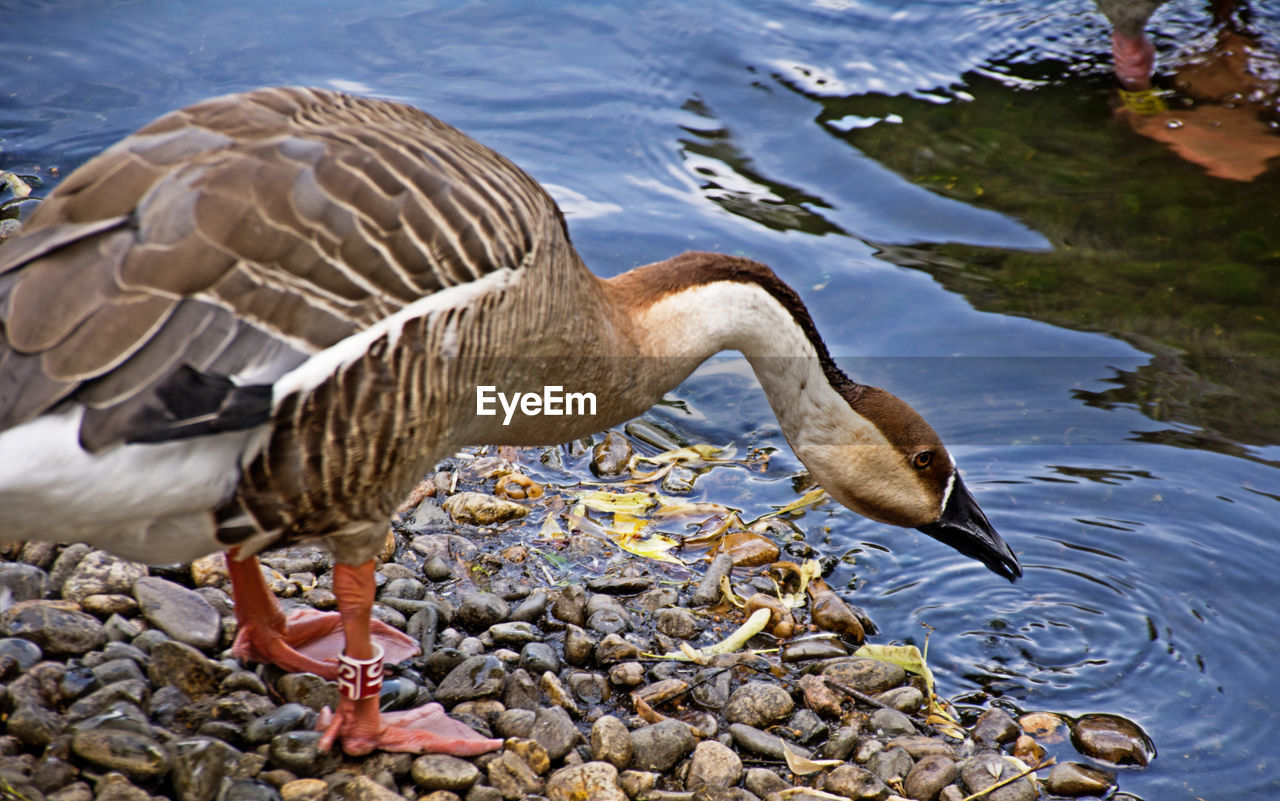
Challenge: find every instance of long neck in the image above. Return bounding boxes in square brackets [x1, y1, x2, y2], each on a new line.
[598, 252, 867, 455]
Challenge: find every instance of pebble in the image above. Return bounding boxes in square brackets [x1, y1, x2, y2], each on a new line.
[519, 641, 560, 674]
[508, 591, 548, 623]
[590, 715, 633, 769]
[823, 763, 890, 801]
[0, 636, 43, 672]
[485, 749, 544, 799]
[727, 724, 800, 761]
[686, 740, 743, 789]
[531, 705, 581, 761]
[456, 593, 510, 632]
[689, 554, 734, 607]
[279, 779, 329, 801]
[629, 720, 696, 771]
[133, 576, 222, 651]
[148, 640, 222, 699]
[441, 492, 529, 526]
[1, 601, 106, 656]
[655, 607, 703, 639]
[959, 754, 1036, 801]
[268, 731, 342, 777]
[724, 681, 794, 728]
[822, 658, 906, 695]
[781, 637, 848, 662]
[972, 707, 1020, 745]
[870, 707, 916, 736]
[904, 754, 957, 801]
[593, 633, 638, 664]
[1070, 713, 1156, 766]
[0, 562, 47, 602]
[546, 761, 627, 801]
[70, 727, 170, 781]
[585, 576, 653, 595]
[170, 736, 242, 801]
[433, 655, 506, 707]
[590, 431, 632, 476]
[2, 509, 1148, 801]
[410, 754, 481, 791]
[62, 551, 147, 603]
[1045, 761, 1116, 797]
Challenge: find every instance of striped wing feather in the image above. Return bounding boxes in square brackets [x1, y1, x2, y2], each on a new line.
[0, 87, 562, 450]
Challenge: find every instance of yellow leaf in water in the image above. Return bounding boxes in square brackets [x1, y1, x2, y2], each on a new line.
[781, 742, 843, 775]
[719, 575, 747, 608]
[855, 643, 936, 693]
[538, 514, 565, 537]
[760, 488, 828, 519]
[634, 443, 730, 465]
[574, 490, 657, 515]
[612, 530, 684, 565]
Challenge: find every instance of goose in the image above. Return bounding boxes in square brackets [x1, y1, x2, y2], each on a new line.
[0, 87, 1021, 756]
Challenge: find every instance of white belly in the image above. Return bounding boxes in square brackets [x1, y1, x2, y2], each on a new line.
[0, 406, 267, 564]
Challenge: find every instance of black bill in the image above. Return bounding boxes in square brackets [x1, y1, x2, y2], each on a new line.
[917, 473, 1022, 581]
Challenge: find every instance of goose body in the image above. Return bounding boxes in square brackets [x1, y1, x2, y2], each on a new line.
[0, 87, 1019, 755]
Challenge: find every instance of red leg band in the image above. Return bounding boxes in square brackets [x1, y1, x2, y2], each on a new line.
[337, 642, 384, 700]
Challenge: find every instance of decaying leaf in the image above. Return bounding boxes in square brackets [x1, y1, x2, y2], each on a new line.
[770, 559, 822, 609]
[719, 575, 747, 608]
[781, 742, 843, 775]
[0, 172, 31, 198]
[744, 592, 795, 639]
[807, 578, 865, 643]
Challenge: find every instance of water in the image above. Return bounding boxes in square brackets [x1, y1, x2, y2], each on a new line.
[3, 0, 1279, 797]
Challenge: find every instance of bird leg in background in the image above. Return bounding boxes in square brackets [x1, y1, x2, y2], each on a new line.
[226, 549, 419, 677]
[1112, 28, 1157, 90]
[316, 560, 504, 756]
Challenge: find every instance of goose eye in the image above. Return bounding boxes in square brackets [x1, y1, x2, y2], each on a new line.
[912, 451, 933, 470]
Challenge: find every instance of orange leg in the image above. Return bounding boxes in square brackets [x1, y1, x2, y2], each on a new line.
[314, 560, 504, 756]
[225, 550, 418, 679]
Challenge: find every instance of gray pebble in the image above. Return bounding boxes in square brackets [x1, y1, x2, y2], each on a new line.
[503, 668, 541, 710]
[868, 746, 914, 783]
[685, 740, 743, 789]
[531, 705, 581, 761]
[727, 723, 804, 761]
[563, 625, 596, 667]
[489, 621, 540, 648]
[551, 585, 587, 626]
[823, 763, 890, 801]
[0, 562, 47, 603]
[689, 554, 734, 607]
[62, 550, 146, 604]
[434, 655, 506, 707]
[959, 754, 1036, 801]
[244, 703, 313, 745]
[519, 641, 560, 674]
[655, 607, 702, 640]
[629, 719, 695, 772]
[724, 681, 794, 729]
[822, 657, 906, 695]
[267, 731, 342, 777]
[510, 591, 549, 623]
[568, 671, 608, 706]
[1, 602, 105, 656]
[905, 754, 958, 801]
[71, 726, 170, 781]
[134, 576, 221, 652]
[870, 707, 916, 737]
[411, 753, 481, 792]
[456, 592, 509, 632]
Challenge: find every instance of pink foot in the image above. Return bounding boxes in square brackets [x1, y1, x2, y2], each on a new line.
[232, 607, 420, 680]
[317, 697, 504, 756]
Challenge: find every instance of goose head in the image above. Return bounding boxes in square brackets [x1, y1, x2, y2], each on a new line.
[795, 383, 1023, 582]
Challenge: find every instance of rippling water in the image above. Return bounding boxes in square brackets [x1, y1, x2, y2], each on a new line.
[4, 1, 1279, 797]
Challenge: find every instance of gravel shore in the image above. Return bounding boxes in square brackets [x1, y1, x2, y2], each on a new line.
[0, 447, 1154, 801]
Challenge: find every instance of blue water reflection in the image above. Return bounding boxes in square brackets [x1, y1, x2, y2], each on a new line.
[3, 0, 1279, 797]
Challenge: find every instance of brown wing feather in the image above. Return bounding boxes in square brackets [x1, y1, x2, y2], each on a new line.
[0, 86, 565, 449]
